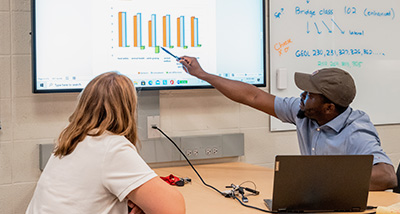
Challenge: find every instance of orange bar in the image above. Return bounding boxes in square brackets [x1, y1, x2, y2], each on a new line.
[177, 18, 181, 47]
[118, 12, 123, 47]
[148, 20, 152, 47]
[163, 16, 166, 47]
[191, 16, 195, 47]
[134, 15, 137, 47]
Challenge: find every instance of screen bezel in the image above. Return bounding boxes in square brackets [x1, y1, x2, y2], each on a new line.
[31, 0, 267, 93]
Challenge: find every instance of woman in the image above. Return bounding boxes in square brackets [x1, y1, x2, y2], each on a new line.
[26, 72, 185, 214]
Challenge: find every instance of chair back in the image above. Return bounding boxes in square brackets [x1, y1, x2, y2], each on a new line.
[394, 163, 400, 193]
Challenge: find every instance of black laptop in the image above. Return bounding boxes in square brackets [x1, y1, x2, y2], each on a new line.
[264, 155, 373, 212]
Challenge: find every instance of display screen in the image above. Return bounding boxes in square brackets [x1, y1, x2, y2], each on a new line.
[32, 0, 265, 92]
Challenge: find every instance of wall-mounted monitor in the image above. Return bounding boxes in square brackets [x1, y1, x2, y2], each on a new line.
[31, 0, 266, 93]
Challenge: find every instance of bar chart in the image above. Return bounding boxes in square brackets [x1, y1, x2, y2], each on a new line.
[91, 0, 217, 87]
[118, 12, 202, 53]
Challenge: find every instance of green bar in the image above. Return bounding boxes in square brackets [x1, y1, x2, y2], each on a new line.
[183, 46, 188, 49]
[140, 46, 145, 50]
[169, 46, 174, 48]
[197, 44, 202, 47]
[155, 46, 160, 53]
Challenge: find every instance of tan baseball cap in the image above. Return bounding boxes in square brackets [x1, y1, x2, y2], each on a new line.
[294, 68, 356, 107]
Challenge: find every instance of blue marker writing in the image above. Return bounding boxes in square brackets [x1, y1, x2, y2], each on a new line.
[161, 47, 181, 60]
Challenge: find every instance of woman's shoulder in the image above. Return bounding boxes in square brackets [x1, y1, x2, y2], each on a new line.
[102, 132, 137, 151]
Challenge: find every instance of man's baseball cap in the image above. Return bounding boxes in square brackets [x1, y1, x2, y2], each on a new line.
[294, 68, 356, 107]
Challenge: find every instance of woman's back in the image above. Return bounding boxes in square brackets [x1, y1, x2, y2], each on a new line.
[26, 72, 185, 214]
[26, 132, 157, 214]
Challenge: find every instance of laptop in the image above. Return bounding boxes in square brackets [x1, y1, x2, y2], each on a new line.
[264, 155, 373, 212]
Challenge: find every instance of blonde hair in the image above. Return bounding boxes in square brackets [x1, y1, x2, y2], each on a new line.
[54, 72, 138, 157]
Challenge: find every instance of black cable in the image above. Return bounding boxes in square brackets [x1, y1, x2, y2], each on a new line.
[232, 195, 275, 213]
[153, 125, 275, 213]
[152, 126, 224, 196]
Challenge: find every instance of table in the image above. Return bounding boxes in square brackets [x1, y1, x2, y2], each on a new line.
[153, 162, 400, 214]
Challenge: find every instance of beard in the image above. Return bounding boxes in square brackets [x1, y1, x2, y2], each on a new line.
[297, 109, 306, 119]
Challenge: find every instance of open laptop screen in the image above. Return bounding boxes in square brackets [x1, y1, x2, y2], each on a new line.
[267, 155, 373, 212]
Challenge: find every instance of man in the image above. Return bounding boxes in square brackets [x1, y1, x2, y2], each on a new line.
[179, 56, 397, 191]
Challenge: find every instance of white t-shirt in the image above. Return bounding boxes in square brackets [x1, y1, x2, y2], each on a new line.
[26, 132, 157, 214]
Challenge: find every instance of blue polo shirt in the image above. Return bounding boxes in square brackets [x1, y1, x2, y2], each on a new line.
[274, 96, 392, 165]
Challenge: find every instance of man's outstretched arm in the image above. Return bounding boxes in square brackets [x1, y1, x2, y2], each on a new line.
[179, 56, 277, 117]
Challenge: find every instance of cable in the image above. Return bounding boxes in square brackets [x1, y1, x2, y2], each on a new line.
[233, 195, 275, 213]
[152, 126, 224, 196]
[153, 125, 275, 213]
[239, 181, 257, 190]
[239, 181, 259, 196]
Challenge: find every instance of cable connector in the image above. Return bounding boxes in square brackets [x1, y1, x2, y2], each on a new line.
[182, 177, 192, 184]
[221, 190, 236, 198]
[244, 187, 260, 195]
[151, 125, 158, 129]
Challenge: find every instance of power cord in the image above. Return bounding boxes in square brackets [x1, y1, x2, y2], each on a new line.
[152, 125, 224, 196]
[152, 125, 274, 213]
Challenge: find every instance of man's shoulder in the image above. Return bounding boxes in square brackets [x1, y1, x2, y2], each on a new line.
[342, 108, 378, 139]
[274, 96, 302, 124]
[346, 108, 373, 126]
[275, 96, 300, 110]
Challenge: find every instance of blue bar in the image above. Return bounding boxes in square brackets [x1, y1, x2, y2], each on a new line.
[122, 12, 127, 47]
[138, 13, 142, 47]
[151, 14, 156, 47]
[166, 15, 171, 47]
[194, 18, 198, 46]
[180, 16, 185, 47]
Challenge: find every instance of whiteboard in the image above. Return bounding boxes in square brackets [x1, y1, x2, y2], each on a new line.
[269, 0, 400, 131]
